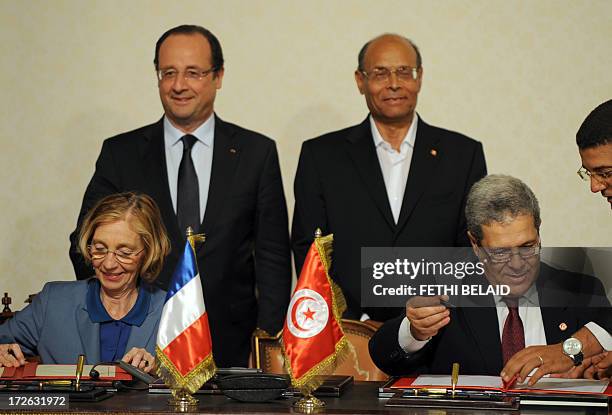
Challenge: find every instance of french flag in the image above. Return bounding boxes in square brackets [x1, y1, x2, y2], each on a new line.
[156, 239, 216, 393]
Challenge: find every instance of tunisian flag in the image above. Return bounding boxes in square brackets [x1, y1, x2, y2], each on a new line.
[156, 236, 216, 394]
[282, 232, 348, 394]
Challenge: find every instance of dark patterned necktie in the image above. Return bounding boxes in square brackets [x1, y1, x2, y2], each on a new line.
[501, 297, 525, 365]
[177, 135, 200, 235]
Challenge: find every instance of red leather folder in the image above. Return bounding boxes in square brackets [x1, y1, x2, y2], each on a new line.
[0, 362, 131, 381]
[388, 376, 612, 396]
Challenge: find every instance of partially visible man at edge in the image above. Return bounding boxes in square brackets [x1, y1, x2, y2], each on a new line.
[574, 99, 612, 380]
[576, 99, 612, 209]
[69, 25, 291, 367]
[292, 34, 486, 324]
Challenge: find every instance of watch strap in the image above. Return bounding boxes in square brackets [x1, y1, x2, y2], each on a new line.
[569, 351, 584, 366]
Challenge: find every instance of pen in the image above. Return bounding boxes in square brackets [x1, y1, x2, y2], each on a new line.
[43, 380, 73, 387]
[502, 373, 519, 391]
[451, 362, 459, 397]
[75, 354, 85, 391]
[404, 388, 449, 397]
[417, 388, 447, 395]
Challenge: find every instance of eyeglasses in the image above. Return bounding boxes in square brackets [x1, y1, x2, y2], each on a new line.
[480, 243, 541, 264]
[156, 67, 216, 82]
[88, 245, 144, 265]
[577, 167, 612, 185]
[360, 66, 419, 83]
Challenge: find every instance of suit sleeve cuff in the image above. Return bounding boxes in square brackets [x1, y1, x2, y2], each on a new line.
[398, 317, 431, 353]
[585, 322, 612, 351]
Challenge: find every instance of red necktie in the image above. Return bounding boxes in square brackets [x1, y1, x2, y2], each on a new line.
[501, 298, 525, 365]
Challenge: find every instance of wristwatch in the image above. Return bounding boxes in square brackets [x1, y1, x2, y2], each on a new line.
[562, 337, 583, 366]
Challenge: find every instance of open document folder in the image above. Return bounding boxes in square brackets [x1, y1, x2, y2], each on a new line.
[380, 375, 611, 408]
[0, 362, 131, 381]
[412, 374, 609, 394]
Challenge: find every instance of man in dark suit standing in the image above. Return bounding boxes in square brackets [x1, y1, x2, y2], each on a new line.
[69, 25, 291, 367]
[369, 175, 611, 385]
[574, 100, 612, 380]
[292, 34, 486, 323]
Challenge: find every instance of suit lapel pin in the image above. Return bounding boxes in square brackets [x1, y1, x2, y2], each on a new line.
[559, 322, 567, 331]
[430, 149, 437, 157]
[230, 148, 237, 154]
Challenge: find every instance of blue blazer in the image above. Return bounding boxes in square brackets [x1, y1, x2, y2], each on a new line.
[0, 279, 165, 365]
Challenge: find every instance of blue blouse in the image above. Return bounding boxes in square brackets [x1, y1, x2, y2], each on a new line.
[86, 280, 150, 362]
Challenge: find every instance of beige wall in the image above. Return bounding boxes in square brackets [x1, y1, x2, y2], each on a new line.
[1, 0, 610, 306]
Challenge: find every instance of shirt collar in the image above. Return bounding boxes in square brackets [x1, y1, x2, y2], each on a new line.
[369, 114, 418, 150]
[164, 114, 215, 148]
[494, 283, 540, 307]
[86, 279, 151, 326]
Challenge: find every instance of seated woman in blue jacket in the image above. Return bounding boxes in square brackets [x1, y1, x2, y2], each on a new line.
[0, 192, 170, 373]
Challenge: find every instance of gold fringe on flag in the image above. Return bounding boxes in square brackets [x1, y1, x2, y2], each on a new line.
[156, 346, 217, 396]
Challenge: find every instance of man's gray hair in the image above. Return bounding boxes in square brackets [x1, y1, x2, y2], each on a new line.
[466, 174, 541, 242]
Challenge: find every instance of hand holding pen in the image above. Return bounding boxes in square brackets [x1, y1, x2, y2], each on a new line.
[405, 295, 452, 341]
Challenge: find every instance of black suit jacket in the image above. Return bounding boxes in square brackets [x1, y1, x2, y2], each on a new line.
[292, 116, 486, 320]
[369, 263, 612, 376]
[69, 116, 291, 367]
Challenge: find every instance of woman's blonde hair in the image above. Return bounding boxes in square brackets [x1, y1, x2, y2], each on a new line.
[77, 192, 171, 283]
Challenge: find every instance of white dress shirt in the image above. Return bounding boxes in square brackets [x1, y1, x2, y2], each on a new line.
[398, 284, 610, 353]
[370, 114, 417, 224]
[361, 115, 418, 322]
[492, 285, 547, 346]
[164, 115, 214, 223]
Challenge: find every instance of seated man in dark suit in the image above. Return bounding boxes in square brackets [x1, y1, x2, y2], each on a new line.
[369, 175, 611, 384]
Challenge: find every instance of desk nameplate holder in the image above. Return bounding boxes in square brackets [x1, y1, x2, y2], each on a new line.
[0, 355, 113, 403]
[386, 388, 519, 411]
[0, 380, 113, 403]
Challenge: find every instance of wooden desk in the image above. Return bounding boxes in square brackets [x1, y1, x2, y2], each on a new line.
[1, 382, 607, 414]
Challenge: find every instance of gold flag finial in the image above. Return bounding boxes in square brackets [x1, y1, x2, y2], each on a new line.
[185, 227, 206, 250]
[314, 228, 322, 239]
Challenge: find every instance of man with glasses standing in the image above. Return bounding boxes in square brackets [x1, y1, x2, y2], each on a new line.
[369, 175, 610, 383]
[69, 25, 291, 368]
[292, 34, 486, 324]
[576, 99, 612, 210]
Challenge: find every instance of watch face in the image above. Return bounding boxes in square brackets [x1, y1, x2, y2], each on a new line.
[563, 338, 582, 355]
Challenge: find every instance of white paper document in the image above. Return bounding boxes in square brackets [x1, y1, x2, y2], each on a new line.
[518, 378, 608, 394]
[413, 374, 608, 394]
[413, 374, 502, 388]
[35, 364, 116, 377]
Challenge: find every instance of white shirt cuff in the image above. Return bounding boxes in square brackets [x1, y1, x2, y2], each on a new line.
[398, 317, 431, 353]
[585, 322, 612, 351]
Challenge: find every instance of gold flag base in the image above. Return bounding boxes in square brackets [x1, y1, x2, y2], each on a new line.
[293, 394, 325, 413]
[168, 389, 199, 412]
